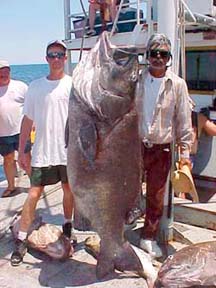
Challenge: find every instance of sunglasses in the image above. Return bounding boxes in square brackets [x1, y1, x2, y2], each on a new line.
[47, 52, 66, 59]
[149, 50, 171, 59]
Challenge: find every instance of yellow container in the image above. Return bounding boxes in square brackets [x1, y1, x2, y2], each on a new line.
[30, 130, 36, 144]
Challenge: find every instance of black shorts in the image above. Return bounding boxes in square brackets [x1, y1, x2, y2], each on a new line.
[30, 165, 68, 187]
[0, 134, 19, 156]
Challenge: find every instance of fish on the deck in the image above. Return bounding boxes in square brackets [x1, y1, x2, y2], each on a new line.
[11, 214, 73, 259]
[154, 241, 216, 288]
[66, 31, 157, 286]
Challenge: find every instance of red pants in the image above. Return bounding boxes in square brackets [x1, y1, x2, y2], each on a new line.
[141, 143, 171, 239]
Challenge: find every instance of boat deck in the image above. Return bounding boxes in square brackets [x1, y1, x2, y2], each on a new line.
[0, 174, 215, 288]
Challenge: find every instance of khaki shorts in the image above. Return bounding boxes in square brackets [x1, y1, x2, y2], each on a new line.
[30, 165, 68, 187]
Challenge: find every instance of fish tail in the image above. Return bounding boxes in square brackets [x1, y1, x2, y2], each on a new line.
[96, 241, 144, 279]
[114, 242, 144, 273]
[96, 256, 115, 279]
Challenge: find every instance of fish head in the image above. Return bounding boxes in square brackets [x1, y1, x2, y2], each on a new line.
[156, 242, 216, 287]
[98, 31, 139, 99]
[155, 253, 189, 287]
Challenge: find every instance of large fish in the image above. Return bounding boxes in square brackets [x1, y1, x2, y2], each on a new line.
[154, 241, 216, 288]
[67, 32, 157, 285]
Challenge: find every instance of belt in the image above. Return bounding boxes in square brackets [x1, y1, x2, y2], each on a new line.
[142, 139, 171, 149]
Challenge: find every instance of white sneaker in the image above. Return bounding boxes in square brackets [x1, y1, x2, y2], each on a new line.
[140, 239, 163, 258]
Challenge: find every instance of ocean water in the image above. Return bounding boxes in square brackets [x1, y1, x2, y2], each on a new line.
[0, 166, 4, 181]
[11, 63, 49, 85]
[0, 63, 69, 181]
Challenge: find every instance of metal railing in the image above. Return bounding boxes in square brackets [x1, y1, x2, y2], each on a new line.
[64, 0, 216, 38]
[64, 0, 149, 40]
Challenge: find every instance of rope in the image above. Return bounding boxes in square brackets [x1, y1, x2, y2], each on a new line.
[0, 211, 22, 240]
[0, 184, 61, 240]
[115, 48, 138, 56]
[79, 0, 89, 61]
[110, 0, 124, 37]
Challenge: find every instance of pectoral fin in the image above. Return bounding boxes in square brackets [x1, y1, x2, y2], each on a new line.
[78, 120, 97, 165]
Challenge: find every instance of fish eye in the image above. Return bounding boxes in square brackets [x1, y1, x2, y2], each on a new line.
[168, 255, 173, 260]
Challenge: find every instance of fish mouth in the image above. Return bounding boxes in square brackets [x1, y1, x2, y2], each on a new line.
[99, 31, 138, 69]
[113, 48, 138, 67]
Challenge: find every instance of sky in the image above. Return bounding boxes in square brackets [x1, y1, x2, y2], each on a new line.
[0, 0, 89, 65]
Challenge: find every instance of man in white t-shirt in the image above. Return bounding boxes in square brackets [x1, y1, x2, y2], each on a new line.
[10, 40, 76, 266]
[0, 60, 28, 197]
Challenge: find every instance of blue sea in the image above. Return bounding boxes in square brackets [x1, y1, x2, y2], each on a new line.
[0, 63, 72, 181]
[0, 166, 4, 181]
[11, 63, 49, 85]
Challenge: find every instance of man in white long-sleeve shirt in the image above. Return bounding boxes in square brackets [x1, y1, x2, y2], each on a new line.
[136, 33, 193, 258]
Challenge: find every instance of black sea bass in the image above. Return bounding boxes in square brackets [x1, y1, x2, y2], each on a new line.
[154, 241, 216, 288]
[67, 32, 157, 285]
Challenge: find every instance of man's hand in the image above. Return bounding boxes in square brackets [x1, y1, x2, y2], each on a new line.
[179, 157, 192, 170]
[18, 152, 31, 176]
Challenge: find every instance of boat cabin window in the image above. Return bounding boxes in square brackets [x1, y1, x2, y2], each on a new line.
[186, 49, 216, 92]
